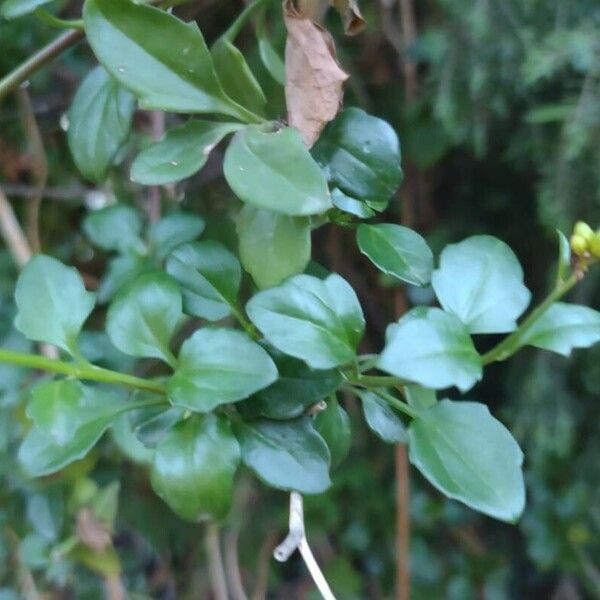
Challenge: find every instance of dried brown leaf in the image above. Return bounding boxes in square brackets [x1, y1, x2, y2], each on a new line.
[284, 0, 349, 147]
[76, 508, 112, 552]
[331, 0, 366, 35]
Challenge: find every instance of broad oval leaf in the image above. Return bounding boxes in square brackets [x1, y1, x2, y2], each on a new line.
[236, 206, 311, 289]
[15, 255, 95, 355]
[151, 415, 240, 522]
[83, 0, 248, 120]
[233, 417, 331, 494]
[168, 328, 278, 412]
[519, 302, 600, 356]
[409, 399, 525, 522]
[358, 390, 408, 444]
[68, 66, 135, 183]
[431, 236, 531, 334]
[357, 223, 433, 286]
[378, 307, 482, 392]
[131, 121, 242, 186]
[83, 204, 144, 254]
[312, 107, 402, 211]
[246, 273, 365, 369]
[224, 126, 332, 216]
[166, 241, 241, 321]
[314, 397, 351, 468]
[106, 272, 182, 365]
[148, 212, 205, 260]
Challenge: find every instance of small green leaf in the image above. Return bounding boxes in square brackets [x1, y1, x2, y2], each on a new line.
[151, 415, 240, 522]
[166, 241, 241, 321]
[83, 0, 250, 120]
[224, 126, 332, 216]
[234, 417, 331, 494]
[129, 404, 185, 448]
[314, 397, 351, 468]
[312, 107, 402, 211]
[106, 272, 182, 365]
[409, 399, 525, 522]
[357, 223, 433, 286]
[331, 188, 375, 218]
[15, 255, 95, 355]
[1, 0, 52, 19]
[131, 121, 242, 185]
[358, 391, 408, 444]
[211, 38, 266, 115]
[237, 206, 311, 289]
[83, 204, 144, 254]
[519, 302, 600, 356]
[68, 66, 135, 182]
[168, 328, 278, 412]
[431, 236, 531, 334]
[404, 385, 437, 410]
[98, 255, 155, 303]
[246, 273, 365, 369]
[257, 17, 285, 85]
[378, 307, 482, 392]
[148, 212, 205, 260]
[556, 230, 571, 283]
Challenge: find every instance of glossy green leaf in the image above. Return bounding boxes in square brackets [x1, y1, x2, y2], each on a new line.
[67, 66, 135, 182]
[98, 255, 155, 303]
[224, 126, 332, 216]
[246, 273, 365, 369]
[314, 397, 351, 468]
[211, 38, 266, 115]
[331, 188, 375, 218]
[257, 17, 285, 85]
[237, 206, 311, 289]
[83, 204, 144, 254]
[242, 352, 342, 420]
[358, 391, 408, 444]
[312, 107, 402, 211]
[166, 241, 241, 321]
[431, 236, 531, 334]
[15, 255, 95, 354]
[106, 272, 182, 365]
[404, 384, 437, 410]
[378, 307, 482, 392]
[83, 0, 250, 120]
[129, 404, 185, 449]
[234, 417, 331, 494]
[357, 223, 433, 286]
[151, 415, 240, 522]
[168, 328, 278, 412]
[148, 212, 205, 260]
[409, 399, 525, 522]
[131, 121, 242, 186]
[111, 414, 154, 465]
[519, 302, 600, 356]
[1, 0, 52, 19]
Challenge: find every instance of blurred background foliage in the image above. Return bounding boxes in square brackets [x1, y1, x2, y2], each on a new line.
[0, 0, 599, 597]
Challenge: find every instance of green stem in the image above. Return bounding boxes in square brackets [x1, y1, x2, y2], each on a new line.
[482, 272, 579, 365]
[373, 389, 417, 419]
[346, 374, 409, 389]
[221, 0, 276, 42]
[0, 30, 84, 103]
[0, 349, 166, 395]
[229, 304, 260, 340]
[34, 9, 84, 31]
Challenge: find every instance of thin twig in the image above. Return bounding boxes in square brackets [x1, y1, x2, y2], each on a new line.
[205, 524, 229, 600]
[274, 492, 335, 600]
[251, 531, 277, 600]
[224, 531, 248, 600]
[0, 186, 32, 268]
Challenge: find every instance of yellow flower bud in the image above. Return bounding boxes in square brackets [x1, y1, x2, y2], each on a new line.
[570, 234, 588, 256]
[574, 221, 594, 242]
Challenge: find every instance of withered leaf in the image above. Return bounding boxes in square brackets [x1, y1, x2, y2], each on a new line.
[284, 0, 349, 147]
[331, 0, 366, 35]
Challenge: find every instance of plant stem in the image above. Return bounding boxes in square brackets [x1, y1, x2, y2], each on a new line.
[0, 30, 84, 103]
[373, 389, 417, 419]
[34, 9, 84, 31]
[0, 349, 166, 395]
[345, 374, 408, 388]
[482, 272, 579, 365]
[221, 0, 276, 42]
[230, 304, 260, 340]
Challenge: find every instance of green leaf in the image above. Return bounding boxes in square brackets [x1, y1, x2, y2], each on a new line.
[224, 126, 332, 216]
[241, 352, 342, 420]
[67, 66, 135, 183]
[404, 384, 437, 410]
[129, 404, 184, 448]
[151, 415, 240, 522]
[314, 397, 351, 468]
[97, 255, 155, 303]
[15, 255, 95, 354]
[556, 230, 571, 283]
[233, 417, 331, 494]
[257, 17, 285, 85]
[331, 188, 375, 218]
[83, 204, 144, 254]
[211, 38, 266, 115]
[106, 272, 182, 365]
[408, 399, 525, 522]
[246, 273, 365, 369]
[168, 328, 278, 412]
[166, 241, 241, 321]
[148, 212, 205, 260]
[19, 385, 125, 477]
[358, 391, 408, 444]
[357, 224, 433, 286]
[431, 236, 531, 334]
[312, 107, 402, 211]
[1, 0, 52, 19]
[378, 307, 482, 392]
[236, 206, 311, 289]
[130, 121, 242, 186]
[519, 302, 600, 356]
[83, 0, 251, 121]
